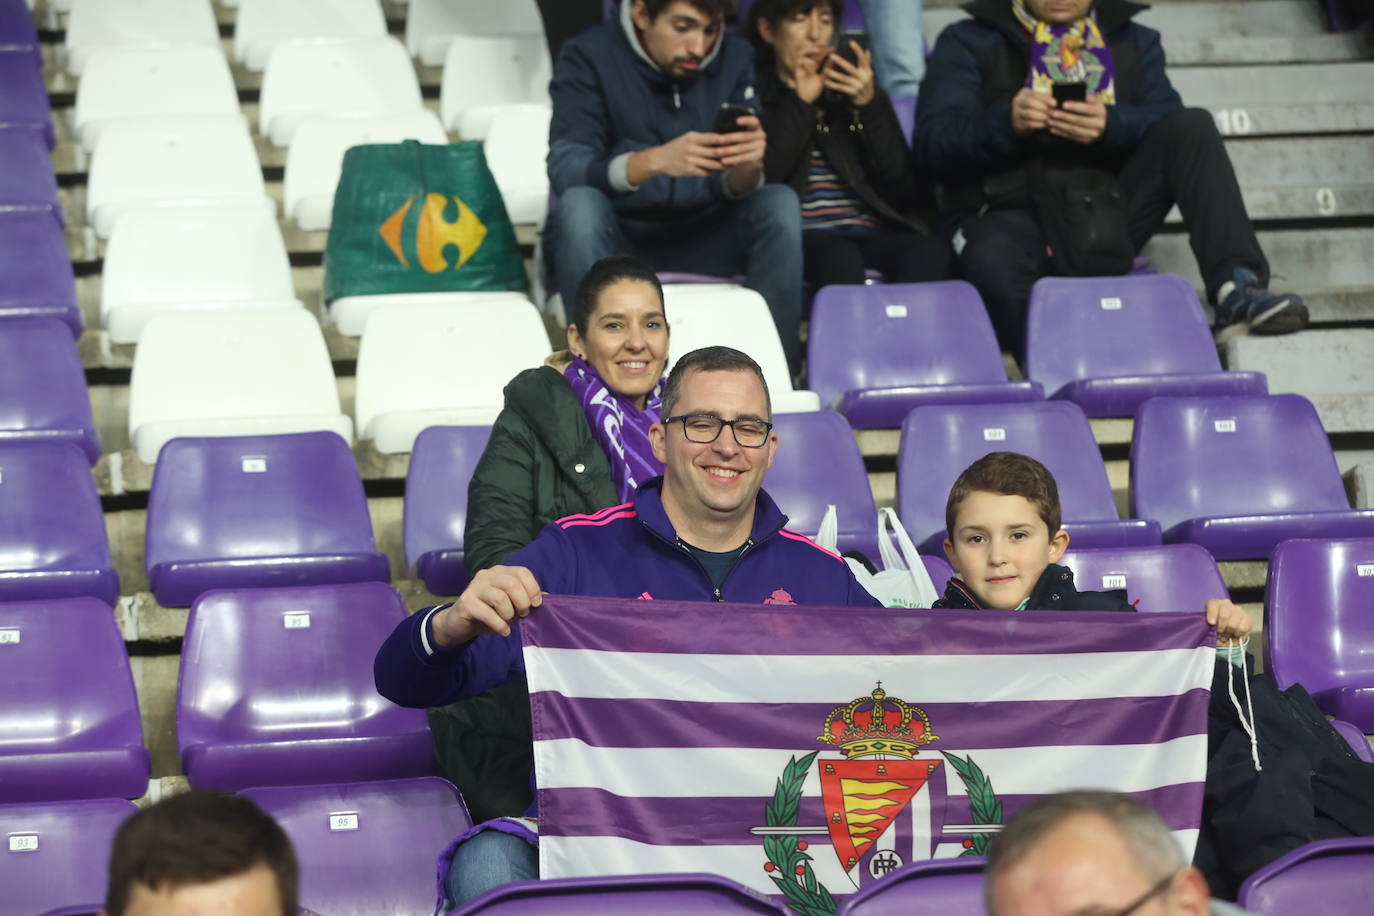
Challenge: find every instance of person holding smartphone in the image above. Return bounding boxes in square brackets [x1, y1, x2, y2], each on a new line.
[750, 0, 952, 292]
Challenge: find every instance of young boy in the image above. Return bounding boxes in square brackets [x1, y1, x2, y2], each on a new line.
[933, 451, 1252, 648]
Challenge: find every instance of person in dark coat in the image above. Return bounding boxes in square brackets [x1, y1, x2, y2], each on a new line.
[914, 0, 1307, 356]
[749, 0, 952, 288]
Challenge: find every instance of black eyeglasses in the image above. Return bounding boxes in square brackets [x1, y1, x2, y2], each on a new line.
[1111, 871, 1177, 916]
[664, 414, 773, 448]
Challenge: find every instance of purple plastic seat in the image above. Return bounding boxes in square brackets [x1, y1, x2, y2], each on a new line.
[0, 0, 40, 64]
[145, 432, 390, 607]
[0, 127, 60, 224]
[0, 597, 150, 802]
[1238, 837, 1374, 915]
[1025, 275, 1267, 418]
[766, 411, 879, 559]
[456, 873, 790, 915]
[836, 856, 985, 915]
[0, 319, 100, 462]
[0, 51, 54, 148]
[178, 582, 434, 791]
[1060, 543, 1227, 614]
[240, 777, 473, 916]
[657, 271, 747, 285]
[0, 798, 137, 916]
[0, 212, 82, 335]
[1131, 395, 1374, 561]
[809, 282, 1044, 430]
[1331, 720, 1374, 763]
[404, 425, 493, 595]
[1266, 537, 1374, 731]
[898, 401, 1161, 554]
[922, 552, 954, 588]
[0, 442, 119, 605]
[890, 95, 916, 147]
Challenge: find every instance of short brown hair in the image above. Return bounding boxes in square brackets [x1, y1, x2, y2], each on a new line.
[105, 791, 298, 916]
[944, 451, 1062, 537]
[660, 345, 772, 420]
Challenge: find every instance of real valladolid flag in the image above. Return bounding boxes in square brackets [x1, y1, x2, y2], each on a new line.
[522, 597, 1214, 915]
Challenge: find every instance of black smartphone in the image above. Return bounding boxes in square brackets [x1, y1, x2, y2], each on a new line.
[832, 29, 871, 68]
[713, 103, 755, 134]
[1052, 81, 1088, 105]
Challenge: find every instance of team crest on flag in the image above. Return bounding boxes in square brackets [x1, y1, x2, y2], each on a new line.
[757, 686, 1003, 915]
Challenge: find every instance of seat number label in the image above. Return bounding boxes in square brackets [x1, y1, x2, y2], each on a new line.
[283, 613, 311, 629]
[885, 304, 908, 318]
[242, 457, 268, 473]
[1213, 419, 1237, 433]
[329, 813, 359, 832]
[1100, 297, 1123, 310]
[983, 428, 1007, 441]
[9, 835, 38, 852]
[1358, 564, 1374, 578]
[1101, 575, 1128, 590]
[0, 629, 18, 645]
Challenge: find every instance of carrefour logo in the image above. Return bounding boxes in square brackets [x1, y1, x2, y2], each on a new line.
[378, 193, 488, 273]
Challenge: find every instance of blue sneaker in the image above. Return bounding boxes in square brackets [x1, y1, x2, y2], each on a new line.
[1214, 267, 1308, 341]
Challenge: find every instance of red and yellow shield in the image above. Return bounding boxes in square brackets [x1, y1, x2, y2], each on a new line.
[818, 757, 943, 872]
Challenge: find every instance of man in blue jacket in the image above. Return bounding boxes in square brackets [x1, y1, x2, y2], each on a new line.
[915, 0, 1307, 355]
[546, 0, 805, 374]
[375, 346, 878, 904]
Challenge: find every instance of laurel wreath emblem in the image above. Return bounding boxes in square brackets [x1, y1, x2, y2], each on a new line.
[940, 750, 1004, 857]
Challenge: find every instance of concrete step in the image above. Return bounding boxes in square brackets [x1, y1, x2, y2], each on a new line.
[1223, 329, 1374, 434]
[1352, 462, 1374, 508]
[1168, 62, 1374, 136]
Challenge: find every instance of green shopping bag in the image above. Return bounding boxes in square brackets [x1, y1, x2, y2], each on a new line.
[322, 139, 527, 303]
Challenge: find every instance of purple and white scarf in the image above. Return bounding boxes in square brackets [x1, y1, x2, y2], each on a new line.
[564, 357, 664, 502]
[1012, 0, 1117, 105]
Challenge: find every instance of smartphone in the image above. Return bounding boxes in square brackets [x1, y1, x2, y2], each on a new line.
[713, 103, 755, 134]
[832, 29, 871, 68]
[1052, 82, 1088, 105]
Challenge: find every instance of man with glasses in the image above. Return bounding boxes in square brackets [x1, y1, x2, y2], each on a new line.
[374, 345, 878, 904]
[985, 791, 1253, 916]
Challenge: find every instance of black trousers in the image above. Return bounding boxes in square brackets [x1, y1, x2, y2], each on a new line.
[803, 228, 954, 288]
[957, 108, 1268, 356]
[535, 0, 604, 61]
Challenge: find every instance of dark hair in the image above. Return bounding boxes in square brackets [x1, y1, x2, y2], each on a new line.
[660, 346, 772, 419]
[985, 791, 1184, 913]
[105, 791, 298, 916]
[639, 0, 738, 24]
[746, 0, 843, 47]
[944, 451, 1062, 538]
[571, 254, 666, 338]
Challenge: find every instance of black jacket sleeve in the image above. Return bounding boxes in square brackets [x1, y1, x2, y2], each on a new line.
[463, 408, 543, 576]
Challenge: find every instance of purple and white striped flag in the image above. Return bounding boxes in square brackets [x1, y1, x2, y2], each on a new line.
[522, 596, 1214, 913]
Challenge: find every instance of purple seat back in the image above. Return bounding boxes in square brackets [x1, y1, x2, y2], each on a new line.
[0, 50, 54, 147]
[921, 553, 955, 590]
[1238, 837, 1374, 915]
[766, 411, 878, 559]
[178, 583, 434, 791]
[0, 597, 150, 803]
[0, 319, 100, 462]
[0, 212, 81, 335]
[240, 777, 473, 916]
[0, 798, 137, 916]
[0, 128, 60, 224]
[898, 401, 1159, 553]
[1060, 544, 1227, 614]
[1026, 275, 1267, 417]
[404, 424, 494, 595]
[0, 1, 41, 66]
[836, 856, 986, 915]
[890, 95, 916, 147]
[1130, 395, 1374, 559]
[1266, 537, 1374, 731]
[0, 442, 119, 605]
[1330, 720, 1374, 763]
[145, 432, 391, 607]
[657, 271, 746, 284]
[457, 873, 791, 915]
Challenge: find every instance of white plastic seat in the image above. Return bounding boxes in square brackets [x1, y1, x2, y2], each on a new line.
[85, 115, 271, 239]
[258, 37, 424, 148]
[234, 0, 386, 72]
[129, 309, 352, 463]
[354, 298, 549, 453]
[407, 0, 543, 65]
[486, 104, 551, 225]
[101, 204, 300, 344]
[661, 285, 821, 413]
[74, 45, 240, 152]
[284, 111, 449, 231]
[329, 290, 532, 338]
[439, 35, 551, 140]
[65, 0, 219, 75]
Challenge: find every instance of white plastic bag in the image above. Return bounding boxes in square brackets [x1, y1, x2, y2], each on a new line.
[814, 505, 939, 608]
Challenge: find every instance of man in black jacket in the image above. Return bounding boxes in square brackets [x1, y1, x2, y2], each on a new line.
[915, 0, 1307, 355]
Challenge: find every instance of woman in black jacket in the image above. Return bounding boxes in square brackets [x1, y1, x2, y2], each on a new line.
[750, 0, 951, 288]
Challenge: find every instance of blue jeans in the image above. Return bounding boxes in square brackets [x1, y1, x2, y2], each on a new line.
[445, 829, 540, 906]
[549, 184, 804, 375]
[857, 0, 926, 97]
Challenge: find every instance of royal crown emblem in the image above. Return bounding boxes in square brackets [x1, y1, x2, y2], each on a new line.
[817, 685, 939, 760]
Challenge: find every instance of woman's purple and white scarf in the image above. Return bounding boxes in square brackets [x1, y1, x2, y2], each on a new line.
[564, 357, 665, 502]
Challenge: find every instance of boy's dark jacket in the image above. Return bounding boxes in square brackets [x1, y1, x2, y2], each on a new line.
[933, 562, 1133, 611]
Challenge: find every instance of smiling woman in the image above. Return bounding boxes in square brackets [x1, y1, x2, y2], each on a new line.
[463, 255, 671, 578]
